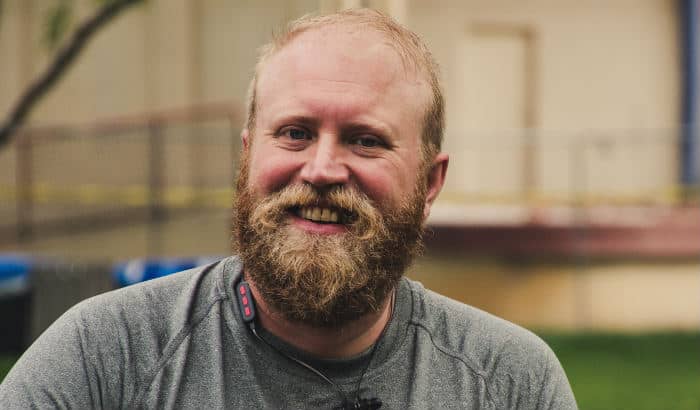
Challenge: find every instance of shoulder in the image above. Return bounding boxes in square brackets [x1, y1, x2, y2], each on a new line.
[406, 278, 552, 360]
[0, 257, 243, 408]
[66, 257, 243, 367]
[74, 257, 235, 336]
[404, 278, 575, 408]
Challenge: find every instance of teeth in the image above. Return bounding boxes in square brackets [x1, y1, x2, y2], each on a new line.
[298, 207, 340, 223]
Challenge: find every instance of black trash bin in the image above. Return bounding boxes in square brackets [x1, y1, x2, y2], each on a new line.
[29, 261, 114, 343]
[0, 255, 32, 354]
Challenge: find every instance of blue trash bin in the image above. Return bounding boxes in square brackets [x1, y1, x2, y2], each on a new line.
[112, 258, 198, 287]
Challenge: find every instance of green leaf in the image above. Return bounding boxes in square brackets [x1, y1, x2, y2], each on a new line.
[43, 0, 73, 50]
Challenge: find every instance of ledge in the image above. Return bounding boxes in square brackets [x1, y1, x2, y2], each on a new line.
[425, 205, 700, 258]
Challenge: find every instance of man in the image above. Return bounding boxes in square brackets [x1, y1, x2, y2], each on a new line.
[0, 9, 577, 409]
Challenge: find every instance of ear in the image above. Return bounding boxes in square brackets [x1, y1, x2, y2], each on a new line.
[241, 128, 250, 150]
[422, 152, 449, 222]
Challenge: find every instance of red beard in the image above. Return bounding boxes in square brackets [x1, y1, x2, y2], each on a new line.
[232, 158, 426, 328]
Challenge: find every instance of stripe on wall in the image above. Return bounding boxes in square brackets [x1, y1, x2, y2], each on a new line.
[680, 0, 699, 185]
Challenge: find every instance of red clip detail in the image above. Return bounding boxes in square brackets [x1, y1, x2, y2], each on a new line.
[239, 285, 246, 295]
[244, 307, 251, 317]
[242, 296, 249, 305]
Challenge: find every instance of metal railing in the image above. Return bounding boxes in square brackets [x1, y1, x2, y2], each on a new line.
[1, 106, 698, 245]
[1, 102, 243, 242]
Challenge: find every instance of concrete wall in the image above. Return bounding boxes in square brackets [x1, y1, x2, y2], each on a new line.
[0, 1, 693, 332]
[0, 0, 318, 122]
[0, 0, 682, 204]
[410, 255, 700, 331]
[407, 0, 680, 201]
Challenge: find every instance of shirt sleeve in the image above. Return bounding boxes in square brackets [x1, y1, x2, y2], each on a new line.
[0, 307, 102, 409]
[491, 331, 578, 410]
[535, 345, 578, 410]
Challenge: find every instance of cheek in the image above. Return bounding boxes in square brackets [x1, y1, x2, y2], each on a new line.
[247, 150, 302, 194]
[351, 162, 416, 207]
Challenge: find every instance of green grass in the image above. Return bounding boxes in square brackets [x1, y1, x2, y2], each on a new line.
[541, 332, 700, 410]
[0, 354, 18, 382]
[2, 333, 699, 409]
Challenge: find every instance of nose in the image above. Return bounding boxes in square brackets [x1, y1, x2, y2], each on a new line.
[299, 136, 350, 188]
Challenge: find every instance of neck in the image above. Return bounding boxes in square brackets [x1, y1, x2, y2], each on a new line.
[246, 276, 395, 359]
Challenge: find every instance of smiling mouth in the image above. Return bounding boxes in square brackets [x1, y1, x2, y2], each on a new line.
[290, 206, 354, 224]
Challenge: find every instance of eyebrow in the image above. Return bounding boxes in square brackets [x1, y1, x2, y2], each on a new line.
[271, 115, 320, 129]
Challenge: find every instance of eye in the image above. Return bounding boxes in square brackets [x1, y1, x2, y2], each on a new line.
[281, 127, 311, 140]
[350, 135, 385, 149]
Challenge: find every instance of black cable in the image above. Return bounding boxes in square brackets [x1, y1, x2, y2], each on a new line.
[242, 282, 393, 410]
[250, 321, 349, 406]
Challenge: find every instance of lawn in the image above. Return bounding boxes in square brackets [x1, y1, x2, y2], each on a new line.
[541, 332, 700, 410]
[0, 354, 17, 383]
[2, 332, 699, 409]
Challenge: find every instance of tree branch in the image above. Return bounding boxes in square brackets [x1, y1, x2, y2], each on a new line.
[0, 0, 142, 149]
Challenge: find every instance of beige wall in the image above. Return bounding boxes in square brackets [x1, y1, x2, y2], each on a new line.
[1, 1, 693, 331]
[407, 0, 680, 202]
[0, 0, 320, 123]
[0, 0, 683, 203]
[410, 255, 700, 331]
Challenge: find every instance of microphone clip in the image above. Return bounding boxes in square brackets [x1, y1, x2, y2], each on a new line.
[337, 397, 382, 410]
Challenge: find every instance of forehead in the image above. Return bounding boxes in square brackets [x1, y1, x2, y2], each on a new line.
[255, 26, 429, 120]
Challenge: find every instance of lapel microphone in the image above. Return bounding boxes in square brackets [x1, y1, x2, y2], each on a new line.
[236, 280, 383, 409]
[336, 397, 383, 410]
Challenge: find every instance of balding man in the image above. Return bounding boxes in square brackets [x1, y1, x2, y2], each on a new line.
[0, 9, 577, 409]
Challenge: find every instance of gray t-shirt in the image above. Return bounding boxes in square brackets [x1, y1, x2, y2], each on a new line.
[0, 256, 577, 409]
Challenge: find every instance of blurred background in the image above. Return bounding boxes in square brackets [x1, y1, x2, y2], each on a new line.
[0, 0, 699, 408]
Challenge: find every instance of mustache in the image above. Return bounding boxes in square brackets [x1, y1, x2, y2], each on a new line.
[249, 184, 387, 241]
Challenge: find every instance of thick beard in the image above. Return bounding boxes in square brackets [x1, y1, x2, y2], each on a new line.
[232, 157, 427, 328]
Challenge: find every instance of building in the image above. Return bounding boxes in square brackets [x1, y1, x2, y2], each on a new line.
[0, 0, 698, 330]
